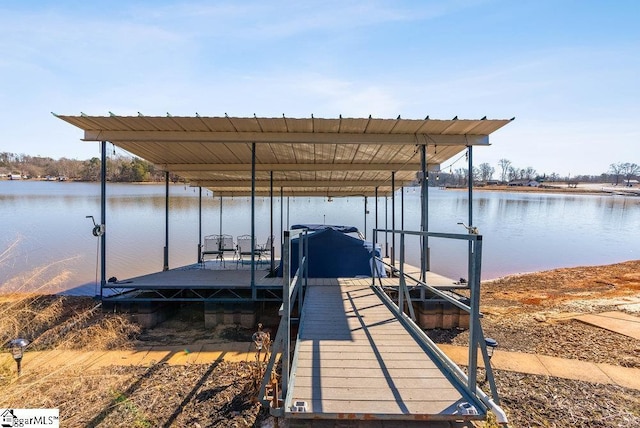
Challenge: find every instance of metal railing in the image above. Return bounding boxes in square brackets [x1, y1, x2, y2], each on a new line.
[258, 227, 506, 424]
[258, 228, 308, 416]
[372, 228, 502, 409]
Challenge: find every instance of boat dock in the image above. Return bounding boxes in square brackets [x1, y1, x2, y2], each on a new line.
[286, 280, 484, 423]
[57, 114, 513, 425]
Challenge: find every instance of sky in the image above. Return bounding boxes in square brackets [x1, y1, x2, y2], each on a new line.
[1, 0, 638, 176]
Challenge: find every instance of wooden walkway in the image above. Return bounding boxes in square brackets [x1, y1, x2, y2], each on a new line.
[286, 281, 483, 422]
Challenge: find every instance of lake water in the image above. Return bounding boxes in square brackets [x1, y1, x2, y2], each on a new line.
[1, 181, 638, 295]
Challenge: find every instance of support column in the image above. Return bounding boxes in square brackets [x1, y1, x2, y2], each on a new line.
[391, 171, 396, 268]
[280, 187, 284, 263]
[420, 145, 429, 281]
[363, 196, 368, 239]
[251, 142, 256, 299]
[163, 171, 169, 271]
[468, 146, 473, 230]
[401, 186, 404, 230]
[100, 141, 107, 298]
[384, 196, 388, 258]
[270, 171, 275, 274]
[375, 187, 378, 231]
[198, 187, 202, 263]
[219, 196, 223, 236]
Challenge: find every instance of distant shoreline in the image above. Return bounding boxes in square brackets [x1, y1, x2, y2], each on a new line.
[446, 183, 640, 196]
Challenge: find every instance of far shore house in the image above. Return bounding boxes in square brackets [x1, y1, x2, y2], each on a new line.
[624, 179, 639, 187]
[508, 179, 539, 187]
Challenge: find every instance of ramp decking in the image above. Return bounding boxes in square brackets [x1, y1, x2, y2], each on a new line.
[286, 281, 483, 421]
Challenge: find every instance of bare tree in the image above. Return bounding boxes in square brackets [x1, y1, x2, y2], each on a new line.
[620, 162, 640, 186]
[498, 158, 511, 183]
[609, 163, 622, 185]
[454, 168, 468, 186]
[478, 163, 495, 182]
[523, 167, 537, 180]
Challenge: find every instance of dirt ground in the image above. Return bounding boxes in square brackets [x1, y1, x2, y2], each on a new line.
[429, 259, 640, 427]
[1, 260, 639, 427]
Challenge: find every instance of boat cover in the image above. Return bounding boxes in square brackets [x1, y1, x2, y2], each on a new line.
[276, 227, 384, 278]
[291, 224, 359, 234]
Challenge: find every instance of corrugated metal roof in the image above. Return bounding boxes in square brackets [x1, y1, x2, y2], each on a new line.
[56, 114, 512, 196]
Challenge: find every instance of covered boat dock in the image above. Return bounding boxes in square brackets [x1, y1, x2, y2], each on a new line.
[57, 113, 512, 425]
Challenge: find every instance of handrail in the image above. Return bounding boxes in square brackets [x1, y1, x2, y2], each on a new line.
[371, 284, 507, 425]
[378, 257, 480, 316]
[372, 227, 500, 408]
[259, 228, 308, 416]
[278, 256, 306, 315]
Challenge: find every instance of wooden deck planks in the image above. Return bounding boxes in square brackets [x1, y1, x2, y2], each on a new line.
[287, 283, 479, 420]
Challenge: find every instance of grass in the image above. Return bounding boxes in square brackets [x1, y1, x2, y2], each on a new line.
[0, 239, 139, 355]
[0, 293, 140, 355]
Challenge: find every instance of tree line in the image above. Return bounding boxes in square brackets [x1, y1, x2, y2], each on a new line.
[1, 151, 637, 186]
[0, 152, 181, 182]
[426, 159, 639, 187]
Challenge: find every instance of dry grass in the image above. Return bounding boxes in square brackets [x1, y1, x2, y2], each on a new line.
[2, 248, 639, 426]
[0, 293, 140, 354]
[1, 239, 140, 352]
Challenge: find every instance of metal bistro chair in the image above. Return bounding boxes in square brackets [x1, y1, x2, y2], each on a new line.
[257, 235, 273, 262]
[236, 234, 258, 267]
[219, 234, 235, 267]
[201, 234, 222, 267]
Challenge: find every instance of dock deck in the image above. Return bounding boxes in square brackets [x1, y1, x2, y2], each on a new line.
[103, 263, 465, 303]
[286, 281, 484, 422]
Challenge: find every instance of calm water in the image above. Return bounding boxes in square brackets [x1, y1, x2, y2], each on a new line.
[1, 181, 638, 295]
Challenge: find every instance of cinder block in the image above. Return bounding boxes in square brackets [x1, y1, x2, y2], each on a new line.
[240, 311, 256, 329]
[458, 311, 470, 329]
[419, 302, 442, 329]
[441, 305, 456, 329]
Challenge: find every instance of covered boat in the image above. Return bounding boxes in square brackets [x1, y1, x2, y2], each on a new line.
[276, 225, 385, 278]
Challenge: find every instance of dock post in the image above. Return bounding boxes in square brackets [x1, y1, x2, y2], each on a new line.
[363, 195, 368, 240]
[270, 171, 275, 275]
[197, 187, 202, 264]
[391, 171, 395, 269]
[99, 141, 107, 299]
[384, 196, 388, 258]
[420, 144, 430, 282]
[467, 235, 483, 392]
[282, 231, 291, 400]
[163, 171, 169, 271]
[251, 142, 256, 299]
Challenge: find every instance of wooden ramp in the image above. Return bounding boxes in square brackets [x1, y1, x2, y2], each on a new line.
[286, 282, 484, 422]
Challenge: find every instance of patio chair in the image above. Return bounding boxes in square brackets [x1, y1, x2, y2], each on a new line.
[201, 234, 222, 266]
[219, 234, 236, 266]
[236, 234, 258, 267]
[257, 235, 273, 261]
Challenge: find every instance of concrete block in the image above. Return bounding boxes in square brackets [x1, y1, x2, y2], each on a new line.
[441, 305, 457, 329]
[418, 302, 442, 329]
